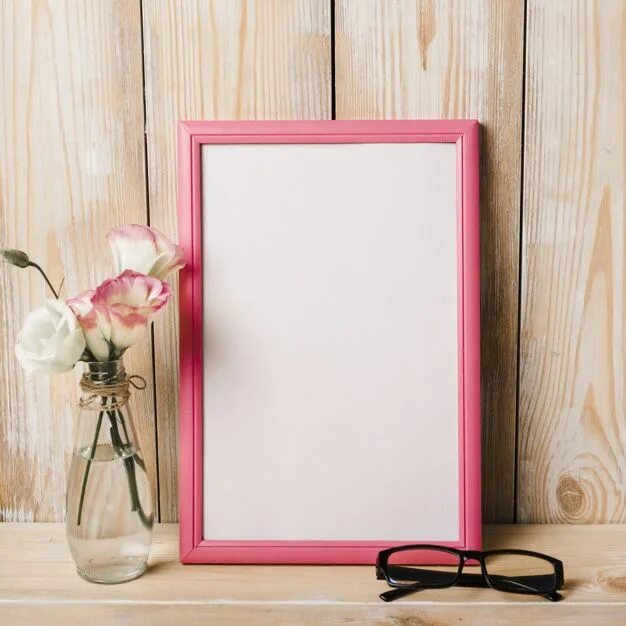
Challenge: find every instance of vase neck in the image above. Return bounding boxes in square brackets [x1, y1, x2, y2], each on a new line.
[84, 360, 127, 385]
[75, 359, 139, 450]
[78, 360, 135, 416]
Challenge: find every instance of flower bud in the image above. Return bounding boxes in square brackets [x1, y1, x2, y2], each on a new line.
[1, 249, 30, 268]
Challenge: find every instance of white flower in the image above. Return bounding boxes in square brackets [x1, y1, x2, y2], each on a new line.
[107, 225, 185, 280]
[15, 299, 86, 375]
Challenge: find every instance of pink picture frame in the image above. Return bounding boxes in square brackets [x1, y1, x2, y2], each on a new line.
[178, 120, 481, 564]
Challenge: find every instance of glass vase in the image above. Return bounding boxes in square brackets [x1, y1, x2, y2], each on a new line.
[66, 360, 154, 583]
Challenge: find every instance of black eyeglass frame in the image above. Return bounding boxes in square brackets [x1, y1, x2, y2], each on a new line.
[376, 544, 564, 602]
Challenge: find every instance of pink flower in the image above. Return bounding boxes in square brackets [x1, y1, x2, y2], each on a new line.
[107, 224, 185, 280]
[68, 270, 171, 360]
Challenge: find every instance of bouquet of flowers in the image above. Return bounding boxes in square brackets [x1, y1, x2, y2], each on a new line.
[2, 225, 185, 583]
[3, 224, 184, 373]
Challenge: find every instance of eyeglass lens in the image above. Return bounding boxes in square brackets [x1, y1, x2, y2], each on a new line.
[386, 548, 461, 587]
[483, 553, 556, 595]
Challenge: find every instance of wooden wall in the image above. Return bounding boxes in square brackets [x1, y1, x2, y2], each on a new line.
[0, 0, 623, 524]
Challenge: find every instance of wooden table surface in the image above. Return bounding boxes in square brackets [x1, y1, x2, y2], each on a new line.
[1, 523, 625, 625]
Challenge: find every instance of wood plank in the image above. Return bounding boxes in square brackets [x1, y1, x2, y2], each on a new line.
[141, 0, 332, 521]
[0, 1, 155, 521]
[2, 604, 624, 626]
[1, 524, 625, 602]
[334, 0, 525, 522]
[0, 524, 625, 626]
[518, 1, 626, 522]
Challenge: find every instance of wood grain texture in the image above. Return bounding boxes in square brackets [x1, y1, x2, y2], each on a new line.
[3, 605, 625, 626]
[141, 0, 331, 521]
[334, 0, 525, 522]
[2, 0, 625, 529]
[0, 0, 156, 521]
[518, 1, 626, 522]
[1, 524, 626, 625]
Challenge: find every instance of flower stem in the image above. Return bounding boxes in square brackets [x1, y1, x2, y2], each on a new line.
[107, 404, 152, 529]
[77, 403, 105, 526]
[29, 262, 59, 298]
[114, 408, 146, 473]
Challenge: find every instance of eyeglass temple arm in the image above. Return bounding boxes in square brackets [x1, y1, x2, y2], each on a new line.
[379, 586, 420, 602]
[458, 572, 562, 600]
[379, 570, 491, 602]
[381, 568, 561, 602]
[380, 583, 562, 603]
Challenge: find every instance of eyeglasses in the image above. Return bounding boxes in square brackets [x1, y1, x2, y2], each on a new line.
[376, 545, 564, 602]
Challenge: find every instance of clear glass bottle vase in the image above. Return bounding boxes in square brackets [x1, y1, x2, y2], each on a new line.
[66, 360, 154, 583]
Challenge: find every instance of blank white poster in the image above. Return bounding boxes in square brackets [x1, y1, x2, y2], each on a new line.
[202, 142, 459, 541]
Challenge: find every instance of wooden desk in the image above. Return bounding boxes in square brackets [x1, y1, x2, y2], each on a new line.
[1, 524, 624, 625]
